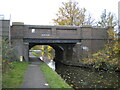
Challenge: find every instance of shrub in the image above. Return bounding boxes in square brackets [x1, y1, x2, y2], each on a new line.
[2, 38, 19, 72]
[82, 28, 120, 71]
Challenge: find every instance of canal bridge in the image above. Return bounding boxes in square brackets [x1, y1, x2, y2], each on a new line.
[1, 20, 109, 65]
[11, 23, 109, 65]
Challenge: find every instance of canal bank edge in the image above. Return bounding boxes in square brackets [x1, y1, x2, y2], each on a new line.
[59, 60, 120, 72]
[39, 62, 73, 89]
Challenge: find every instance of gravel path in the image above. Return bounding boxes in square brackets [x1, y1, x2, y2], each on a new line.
[21, 57, 49, 88]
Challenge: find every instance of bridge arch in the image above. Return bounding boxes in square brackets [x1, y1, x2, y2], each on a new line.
[29, 43, 64, 62]
[11, 24, 109, 66]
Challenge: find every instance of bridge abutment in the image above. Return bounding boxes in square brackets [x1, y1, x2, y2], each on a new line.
[58, 43, 82, 65]
[12, 39, 29, 61]
[11, 39, 24, 59]
[23, 42, 29, 62]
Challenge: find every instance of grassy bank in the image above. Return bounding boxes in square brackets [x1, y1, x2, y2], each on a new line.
[2, 62, 29, 88]
[40, 62, 73, 89]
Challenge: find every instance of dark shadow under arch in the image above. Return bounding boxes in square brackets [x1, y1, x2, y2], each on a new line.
[29, 43, 64, 62]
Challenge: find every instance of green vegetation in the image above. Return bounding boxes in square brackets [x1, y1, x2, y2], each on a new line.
[82, 28, 120, 71]
[2, 38, 19, 73]
[31, 51, 40, 57]
[53, 1, 86, 26]
[2, 38, 28, 88]
[53, 0, 119, 71]
[2, 62, 29, 88]
[80, 8, 119, 71]
[41, 45, 55, 60]
[40, 62, 73, 89]
[98, 9, 117, 27]
[30, 45, 55, 60]
[31, 45, 42, 50]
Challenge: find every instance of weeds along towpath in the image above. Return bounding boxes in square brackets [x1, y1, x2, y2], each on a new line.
[21, 57, 49, 88]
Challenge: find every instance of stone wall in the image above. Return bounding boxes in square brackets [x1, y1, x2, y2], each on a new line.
[0, 20, 10, 38]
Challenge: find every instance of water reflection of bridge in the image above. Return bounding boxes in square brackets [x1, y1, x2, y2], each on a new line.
[29, 51, 55, 70]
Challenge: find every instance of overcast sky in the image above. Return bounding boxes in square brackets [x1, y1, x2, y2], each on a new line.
[0, 0, 120, 25]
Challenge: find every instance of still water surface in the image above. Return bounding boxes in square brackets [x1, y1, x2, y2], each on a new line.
[44, 58, 119, 88]
[56, 62, 119, 89]
[29, 51, 119, 89]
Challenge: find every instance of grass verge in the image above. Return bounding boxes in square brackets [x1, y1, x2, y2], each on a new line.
[2, 62, 29, 88]
[40, 62, 73, 89]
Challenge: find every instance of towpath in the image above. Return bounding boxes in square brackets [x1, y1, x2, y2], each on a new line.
[21, 57, 49, 88]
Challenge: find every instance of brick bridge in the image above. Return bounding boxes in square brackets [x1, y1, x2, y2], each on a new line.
[1, 20, 109, 65]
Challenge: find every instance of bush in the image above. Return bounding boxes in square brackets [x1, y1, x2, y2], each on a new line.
[82, 28, 120, 71]
[2, 38, 19, 73]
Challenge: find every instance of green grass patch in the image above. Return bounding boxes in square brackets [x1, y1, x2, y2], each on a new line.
[40, 62, 73, 89]
[2, 62, 29, 88]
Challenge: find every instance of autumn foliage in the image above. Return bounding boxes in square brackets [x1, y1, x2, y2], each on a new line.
[82, 28, 120, 71]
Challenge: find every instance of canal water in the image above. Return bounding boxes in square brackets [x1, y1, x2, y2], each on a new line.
[29, 50, 119, 89]
[56, 62, 119, 89]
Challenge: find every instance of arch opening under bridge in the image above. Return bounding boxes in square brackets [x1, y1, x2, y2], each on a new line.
[23, 38, 80, 63]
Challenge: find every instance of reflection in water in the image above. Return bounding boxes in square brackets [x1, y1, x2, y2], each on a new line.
[29, 50, 55, 70]
[40, 56, 43, 61]
[40, 46, 55, 70]
[40, 50, 119, 88]
[56, 62, 119, 89]
[40, 56, 55, 70]
[47, 60, 55, 70]
[29, 47, 119, 89]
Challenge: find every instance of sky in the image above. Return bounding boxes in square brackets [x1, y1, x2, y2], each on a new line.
[0, 0, 120, 25]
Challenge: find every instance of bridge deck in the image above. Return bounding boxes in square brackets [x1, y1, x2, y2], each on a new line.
[11, 25, 108, 40]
